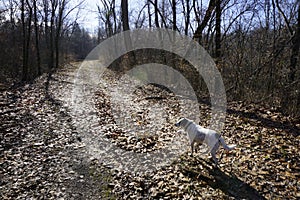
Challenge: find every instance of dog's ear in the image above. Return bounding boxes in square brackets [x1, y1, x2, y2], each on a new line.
[180, 117, 186, 123]
[175, 118, 183, 127]
[178, 118, 187, 126]
[180, 117, 186, 121]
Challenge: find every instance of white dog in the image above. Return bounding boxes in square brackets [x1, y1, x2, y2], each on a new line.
[175, 118, 236, 164]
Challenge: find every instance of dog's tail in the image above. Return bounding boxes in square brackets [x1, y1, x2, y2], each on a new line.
[219, 137, 236, 150]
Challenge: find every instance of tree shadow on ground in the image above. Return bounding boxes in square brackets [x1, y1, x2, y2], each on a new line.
[226, 108, 299, 137]
[41, 71, 116, 199]
[179, 156, 266, 200]
[198, 98, 299, 137]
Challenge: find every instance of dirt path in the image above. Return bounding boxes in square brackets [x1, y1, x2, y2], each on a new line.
[1, 63, 115, 199]
[1, 62, 299, 199]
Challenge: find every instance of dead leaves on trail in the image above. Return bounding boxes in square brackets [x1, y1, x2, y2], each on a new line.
[94, 81, 181, 153]
[222, 103, 300, 199]
[1, 63, 299, 199]
[91, 70, 299, 199]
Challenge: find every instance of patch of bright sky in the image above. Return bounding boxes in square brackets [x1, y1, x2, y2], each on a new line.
[76, 0, 101, 34]
[79, 0, 144, 34]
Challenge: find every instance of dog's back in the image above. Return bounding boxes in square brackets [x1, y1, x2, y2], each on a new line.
[192, 127, 206, 143]
[184, 122, 204, 142]
[195, 125, 220, 150]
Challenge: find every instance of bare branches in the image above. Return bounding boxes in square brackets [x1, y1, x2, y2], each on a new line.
[275, 0, 293, 36]
[97, 0, 117, 37]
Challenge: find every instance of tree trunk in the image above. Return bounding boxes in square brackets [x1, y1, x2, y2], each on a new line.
[215, 0, 222, 63]
[289, 2, 300, 83]
[55, 0, 66, 68]
[21, 0, 28, 81]
[154, 0, 159, 28]
[172, 0, 177, 31]
[184, 0, 191, 35]
[281, 2, 300, 113]
[121, 0, 130, 31]
[161, 0, 165, 28]
[26, 0, 32, 78]
[121, 0, 135, 70]
[33, 0, 41, 75]
[21, 0, 32, 81]
[49, 0, 57, 69]
[265, 0, 270, 30]
[290, 2, 300, 114]
[112, 0, 117, 34]
[43, 0, 50, 66]
[147, 0, 152, 28]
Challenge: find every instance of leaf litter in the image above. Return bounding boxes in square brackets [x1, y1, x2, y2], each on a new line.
[0, 63, 299, 199]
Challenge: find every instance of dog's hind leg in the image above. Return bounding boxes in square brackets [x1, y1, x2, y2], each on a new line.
[210, 143, 220, 165]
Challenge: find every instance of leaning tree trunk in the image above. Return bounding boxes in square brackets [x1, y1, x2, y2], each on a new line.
[215, 0, 222, 65]
[193, 0, 216, 44]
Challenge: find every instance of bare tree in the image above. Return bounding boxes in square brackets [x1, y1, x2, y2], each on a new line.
[21, 0, 27, 81]
[33, 0, 41, 75]
[55, 0, 66, 68]
[215, 0, 221, 62]
[147, 0, 152, 28]
[181, 0, 192, 35]
[154, 0, 160, 27]
[148, 0, 168, 28]
[121, 0, 130, 31]
[172, 0, 177, 31]
[97, 0, 118, 37]
[49, 0, 57, 69]
[288, 1, 300, 83]
[21, 0, 33, 81]
[121, 0, 135, 67]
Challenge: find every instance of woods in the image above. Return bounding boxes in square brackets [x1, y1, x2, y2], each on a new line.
[0, 0, 97, 82]
[1, 0, 299, 116]
[1, 0, 300, 199]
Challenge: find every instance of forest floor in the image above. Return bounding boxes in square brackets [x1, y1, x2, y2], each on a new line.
[1, 62, 299, 199]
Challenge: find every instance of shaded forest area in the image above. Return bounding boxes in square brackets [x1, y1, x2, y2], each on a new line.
[0, 0, 98, 83]
[1, 0, 299, 117]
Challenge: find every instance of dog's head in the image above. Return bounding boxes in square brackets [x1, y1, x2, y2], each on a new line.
[175, 118, 188, 127]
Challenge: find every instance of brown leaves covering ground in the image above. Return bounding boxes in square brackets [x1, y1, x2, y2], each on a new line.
[1, 63, 299, 199]
[94, 68, 299, 199]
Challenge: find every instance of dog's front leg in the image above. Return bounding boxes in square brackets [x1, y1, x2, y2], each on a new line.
[194, 142, 203, 154]
[190, 141, 194, 156]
